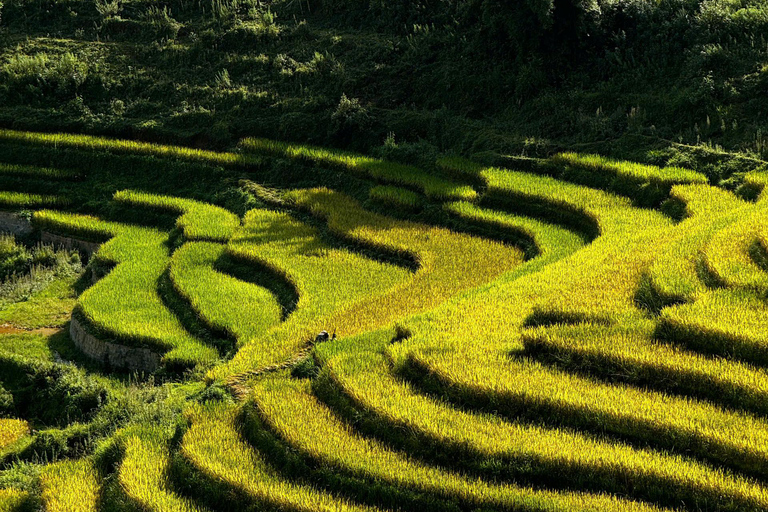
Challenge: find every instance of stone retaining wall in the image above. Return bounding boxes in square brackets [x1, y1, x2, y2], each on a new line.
[70, 316, 162, 373]
[0, 215, 149, 370]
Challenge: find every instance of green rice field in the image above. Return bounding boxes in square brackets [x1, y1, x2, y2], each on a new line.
[0, 128, 764, 512]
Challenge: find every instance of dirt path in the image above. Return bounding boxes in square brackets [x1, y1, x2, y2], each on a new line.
[0, 323, 63, 337]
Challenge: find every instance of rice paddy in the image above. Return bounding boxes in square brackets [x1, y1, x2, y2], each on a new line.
[0, 129, 764, 512]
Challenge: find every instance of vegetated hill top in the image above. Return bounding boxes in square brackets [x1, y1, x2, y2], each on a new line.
[0, 0, 767, 170]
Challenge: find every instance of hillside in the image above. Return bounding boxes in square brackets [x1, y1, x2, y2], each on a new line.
[1, 0, 768, 168]
[0, 1, 766, 511]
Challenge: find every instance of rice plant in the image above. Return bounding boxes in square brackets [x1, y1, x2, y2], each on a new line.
[217, 189, 522, 381]
[40, 459, 100, 512]
[0, 129, 257, 169]
[700, 201, 768, 293]
[0, 192, 66, 208]
[33, 210, 219, 369]
[659, 288, 768, 366]
[213, 206, 412, 380]
[0, 163, 79, 180]
[119, 429, 208, 512]
[644, 184, 749, 304]
[169, 241, 282, 346]
[0, 129, 763, 512]
[240, 138, 477, 201]
[315, 333, 768, 512]
[367, 185, 420, 209]
[523, 320, 768, 417]
[0, 489, 29, 511]
[113, 190, 240, 242]
[250, 372, 668, 512]
[182, 402, 384, 512]
[0, 419, 26, 451]
[553, 152, 707, 187]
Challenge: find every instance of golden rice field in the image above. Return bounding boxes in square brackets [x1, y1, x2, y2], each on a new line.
[0, 128, 764, 511]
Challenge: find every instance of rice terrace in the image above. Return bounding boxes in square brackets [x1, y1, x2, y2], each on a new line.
[0, 0, 768, 510]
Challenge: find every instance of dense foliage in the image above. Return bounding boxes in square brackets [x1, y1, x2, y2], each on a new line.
[0, 0, 767, 164]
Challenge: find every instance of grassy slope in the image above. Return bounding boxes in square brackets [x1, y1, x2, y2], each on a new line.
[0, 0, 766, 180]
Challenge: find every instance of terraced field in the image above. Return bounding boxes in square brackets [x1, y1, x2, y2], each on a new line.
[0, 129, 763, 511]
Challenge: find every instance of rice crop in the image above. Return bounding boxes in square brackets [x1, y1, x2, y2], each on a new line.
[700, 201, 768, 293]
[0, 489, 28, 512]
[40, 459, 100, 512]
[367, 185, 420, 209]
[169, 241, 282, 346]
[0, 163, 79, 180]
[0, 129, 764, 512]
[315, 332, 768, 512]
[553, 152, 707, 187]
[644, 184, 749, 304]
[250, 372, 668, 512]
[218, 189, 522, 381]
[119, 429, 208, 512]
[0, 191, 66, 208]
[211, 206, 411, 380]
[443, 200, 584, 259]
[113, 190, 240, 242]
[0, 129, 256, 169]
[33, 210, 219, 368]
[742, 170, 768, 199]
[239, 138, 477, 201]
[182, 402, 384, 512]
[0, 419, 27, 451]
[371, 180, 768, 480]
[659, 288, 768, 366]
[300, 164, 768, 507]
[523, 320, 768, 417]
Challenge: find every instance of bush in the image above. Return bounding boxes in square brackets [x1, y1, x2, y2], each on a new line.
[3, 52, 89, 100]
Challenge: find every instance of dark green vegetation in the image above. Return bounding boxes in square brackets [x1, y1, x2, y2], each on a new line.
[1, 0, 768, 176]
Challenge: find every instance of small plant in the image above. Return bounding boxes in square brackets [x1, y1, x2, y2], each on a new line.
[94, 0, 121, 21]
[110, 98, 125, 116]
[214, 69, 232, 89]
[143, 6, 181, 41]
[290, 355, 320, 379]
[331, 94, 370, 129]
